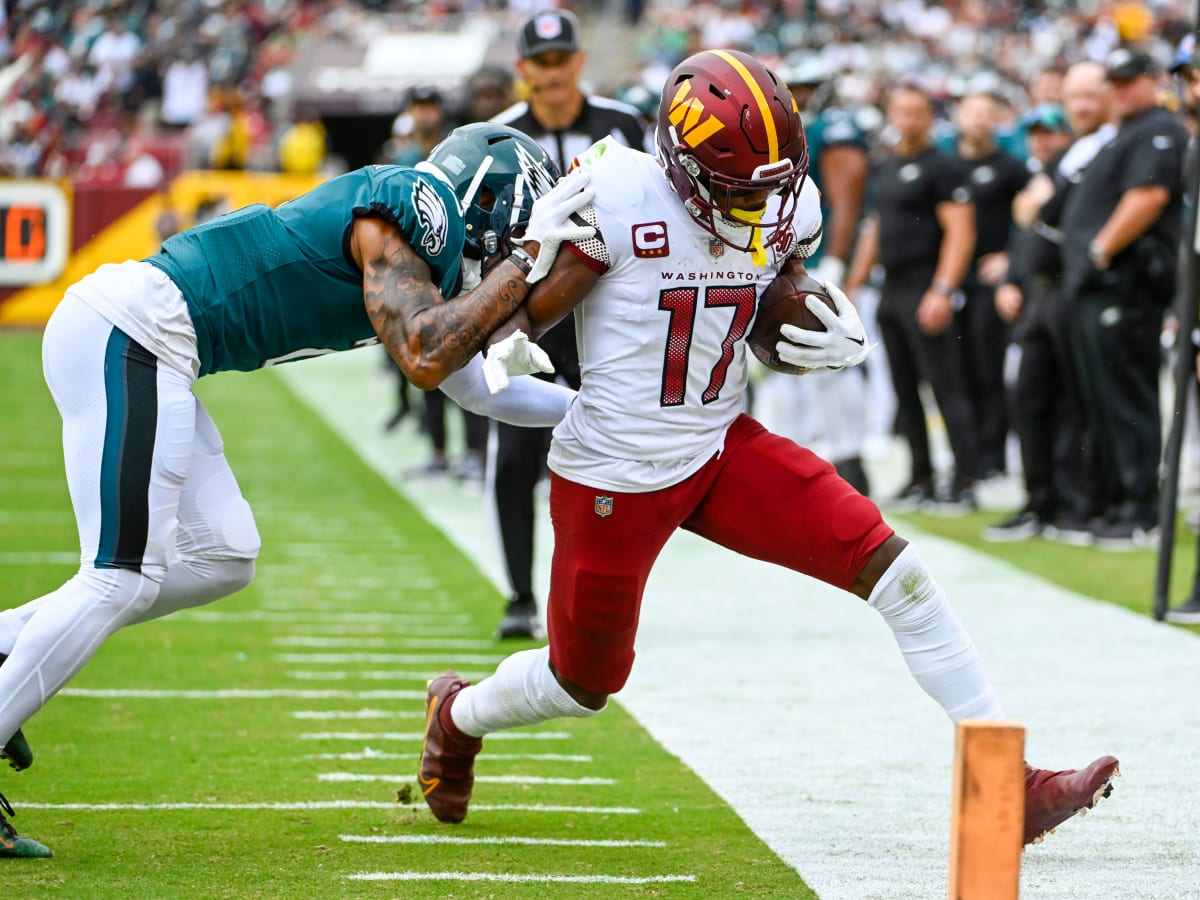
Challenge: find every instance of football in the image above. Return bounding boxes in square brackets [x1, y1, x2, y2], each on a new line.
[747, 271, 838, 374]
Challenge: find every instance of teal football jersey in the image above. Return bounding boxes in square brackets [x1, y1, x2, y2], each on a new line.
[804, 109, 868, 266]
[145, 166, 464, 375]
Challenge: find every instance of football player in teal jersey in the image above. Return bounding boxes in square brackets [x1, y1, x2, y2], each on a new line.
[761, 54, 875, 494]
[0, 123, 594, 857]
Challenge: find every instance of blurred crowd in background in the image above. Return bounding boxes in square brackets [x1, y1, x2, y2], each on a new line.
[0, 1, 1195, 184]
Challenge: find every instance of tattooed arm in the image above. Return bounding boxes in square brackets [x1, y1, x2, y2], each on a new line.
[352, 216, 535, 390]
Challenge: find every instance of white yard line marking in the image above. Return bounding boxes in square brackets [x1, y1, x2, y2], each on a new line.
[285, 670, 490, 682]
[59, 688, 427, 700]
[318, 773, 614, 785]
[273, 637, 494, 649]
[347, 872, 694, 884]
[175, 610, 472, 623]
[340, 835, 665, 847]
[0, 511, 73, 523]
[261, 603, 443, 613]
[275, 653, 504, 664]
[299, 731, 569, 741]
[292, 710, 423, 720]
[21, 801, 639, 814]
[279, 623, 469, 635]
[0, 552, 79, 565]
[308, 751, 592, 762]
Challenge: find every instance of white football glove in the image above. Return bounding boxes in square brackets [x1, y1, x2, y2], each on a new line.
[775, 281, 873, 371]
[521, 168, 596, 284]
[482, 329, 555, 394]
[809, 256, 846, 288]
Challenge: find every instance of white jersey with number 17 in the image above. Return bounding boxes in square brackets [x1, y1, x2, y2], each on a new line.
[548, 140, 823, 493]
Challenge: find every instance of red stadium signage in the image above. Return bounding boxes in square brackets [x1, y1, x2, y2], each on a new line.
[0, 181, 69, 286]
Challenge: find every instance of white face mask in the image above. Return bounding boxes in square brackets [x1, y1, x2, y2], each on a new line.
[460, 256, 481, 293]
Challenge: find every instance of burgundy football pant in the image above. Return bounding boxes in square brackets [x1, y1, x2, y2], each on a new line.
[547, 414, 895, 695]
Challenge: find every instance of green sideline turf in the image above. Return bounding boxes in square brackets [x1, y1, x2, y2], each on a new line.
[0, 331, 813, 898]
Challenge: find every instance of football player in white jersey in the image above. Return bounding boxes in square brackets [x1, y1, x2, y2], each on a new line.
[419, 50, 1118, 847]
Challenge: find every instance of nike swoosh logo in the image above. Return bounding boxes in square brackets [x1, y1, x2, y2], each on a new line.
[417, 694, 440, 796]
[848, 336, 865, 346]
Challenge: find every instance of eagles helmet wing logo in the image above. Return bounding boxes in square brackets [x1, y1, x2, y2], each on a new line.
[411, 178, 450, 257]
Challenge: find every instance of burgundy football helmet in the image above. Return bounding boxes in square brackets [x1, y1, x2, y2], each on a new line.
[656, 49, 809, 255]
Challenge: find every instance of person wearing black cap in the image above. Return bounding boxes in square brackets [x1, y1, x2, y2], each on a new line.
[1058, 48, 1188, 549]
[487, 9, 646, 640]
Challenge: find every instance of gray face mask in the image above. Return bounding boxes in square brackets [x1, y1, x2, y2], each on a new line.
[460, 255, 482, 293]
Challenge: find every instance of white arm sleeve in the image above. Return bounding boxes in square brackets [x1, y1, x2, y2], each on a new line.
[439, 354, 575, 428]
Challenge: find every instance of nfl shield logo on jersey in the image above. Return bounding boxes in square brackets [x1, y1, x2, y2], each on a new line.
[708, 238, 724, 259]
[594, 495, 614, 517]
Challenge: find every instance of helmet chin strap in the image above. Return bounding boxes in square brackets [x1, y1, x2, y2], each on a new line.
[710, 208, 768, 267]
[459, 255, 482, 292]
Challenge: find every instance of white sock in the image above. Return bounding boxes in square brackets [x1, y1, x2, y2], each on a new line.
[450, 646, 602, 737]
[867, 544, 1005, 721]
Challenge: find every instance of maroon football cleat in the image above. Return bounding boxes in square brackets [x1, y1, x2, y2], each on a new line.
[1024, 755, 1119, 846]
[418, 671, 483, 823]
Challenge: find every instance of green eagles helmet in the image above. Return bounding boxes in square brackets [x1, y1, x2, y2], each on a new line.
[422, 123, 560, 260]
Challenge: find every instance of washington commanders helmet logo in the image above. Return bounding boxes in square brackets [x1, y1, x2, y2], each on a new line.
[667, 81, 725, 148]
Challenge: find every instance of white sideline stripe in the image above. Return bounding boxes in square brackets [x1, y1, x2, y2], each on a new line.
[309, 752, 592, 762]
[275, 653, 504, 664]
[292, 710, 423, 720]
[299, 731, 570, 741]
[317, 772, 614, 786]
[0, 552, 79, 565]
[286, 670, 490, 682]
[59, 688, 426, 700]
[273, 637, 494, 649]
[21, 802, 639, 814]
[340, 835, 665, 848]
[175, 610, 472, 623]
[347, 872, 694, 884]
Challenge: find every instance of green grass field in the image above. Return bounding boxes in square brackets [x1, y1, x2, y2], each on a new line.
[0, 331, 814, 898]
[3, 326, 1196, 897]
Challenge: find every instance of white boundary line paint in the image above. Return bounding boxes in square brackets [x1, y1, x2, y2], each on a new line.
[307, 751, 591, 762]
[277, 623, 469, 635]
[347, 872, 695, 884]
[272, 637, 495, 649]
[339, 834, 665, 847]
[317, 772, 615, 786]
[292, 710, 424, 720]
[21, 802, 640, 814]
[174, 610, 473, 623]
[298, 731, 569, 741]
[59, 688, 427, 700]
[0, 552, 79, 565]
[275, 653, 506, 664]
[281, 350, 1200, 900]
[285, 669, 490, 682]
